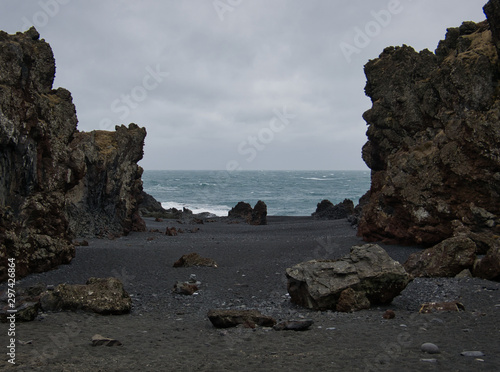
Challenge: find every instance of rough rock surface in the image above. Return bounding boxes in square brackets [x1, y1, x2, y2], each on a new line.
[286, 244, 410, 311]
[207, 309, 276, 328]
[404, 236, 477, 278]
[173, 253, 218, 268]
[312, 199, 355, 220]
[358, 2, 500, 249]
[228, 200, 267, 225]
[65, 124, 146, 238]
[0, 28, 146, 281]
[40, 277, 131, 315]
[473, 239, 500, 280]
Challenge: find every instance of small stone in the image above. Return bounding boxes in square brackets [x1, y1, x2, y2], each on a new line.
[421, 343, 440, 354]
[460, 351, 485, 357]
[91, 334, 122, 347]
[383, 310, 395, 319]
[420, 359, 437, 363]
[273, 320, 314, 331]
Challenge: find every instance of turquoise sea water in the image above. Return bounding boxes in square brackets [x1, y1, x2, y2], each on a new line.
[142, 170, 371, 217]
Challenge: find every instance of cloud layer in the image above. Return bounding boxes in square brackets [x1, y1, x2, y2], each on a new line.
[0, 0, 487, 170]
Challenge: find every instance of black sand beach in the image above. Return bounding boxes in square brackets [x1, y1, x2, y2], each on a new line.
[2, 217, 500, 371]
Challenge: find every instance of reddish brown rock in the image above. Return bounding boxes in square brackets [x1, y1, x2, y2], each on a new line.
[173, 253, 218, 268]
[173, 281, 198, 295]
[335, 288, 370, 313]
[419, 301, 465, 313]
[383, 310, 396, 319]
[473, 240, 500, 280]
[166, 227, 178, 236]
[404, 236, 477, 278]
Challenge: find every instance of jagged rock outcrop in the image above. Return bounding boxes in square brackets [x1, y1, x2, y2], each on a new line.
[312, 199, 355, 220]
[65, 124, 146, 237]
[228, 200, 267, 225]
[0, 28, 146, 281]
[358, 2, 500, 251]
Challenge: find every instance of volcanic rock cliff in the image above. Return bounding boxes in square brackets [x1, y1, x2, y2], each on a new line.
[358, 1, 500, 249]
[0, 28, 146, 281]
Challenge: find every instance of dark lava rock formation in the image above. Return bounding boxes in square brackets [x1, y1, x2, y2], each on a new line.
[312, 199, 355, 220]
[0, 28, 146, 281]
[358, 1, 500, 249]
[228, 200, 267, 225]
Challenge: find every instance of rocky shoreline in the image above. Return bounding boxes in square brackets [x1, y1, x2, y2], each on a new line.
[1, 217, 499, 371]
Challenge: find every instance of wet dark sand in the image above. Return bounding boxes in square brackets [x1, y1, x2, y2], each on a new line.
[1, 217, 499, 371]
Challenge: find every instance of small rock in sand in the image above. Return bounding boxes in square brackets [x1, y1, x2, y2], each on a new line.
[421, 343, 440, 354]
[91, 334, 122, 347]
[460, 351, 485, 357]
[383, 310, 395, 319]
[273, 320, 314, 331]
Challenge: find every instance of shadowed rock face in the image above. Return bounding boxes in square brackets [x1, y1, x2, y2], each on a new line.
[0, 28, 146, 281]
[358, 2, 500, 247]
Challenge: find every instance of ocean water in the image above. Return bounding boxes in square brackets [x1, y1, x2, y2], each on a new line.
[142, 170, 371, 217]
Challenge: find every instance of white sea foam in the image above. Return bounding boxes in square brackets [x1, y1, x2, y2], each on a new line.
[302, 177, 335, 181]
[161, 201, 230, 217]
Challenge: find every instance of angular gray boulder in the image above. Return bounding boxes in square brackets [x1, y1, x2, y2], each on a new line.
[286, 244, 410, 311]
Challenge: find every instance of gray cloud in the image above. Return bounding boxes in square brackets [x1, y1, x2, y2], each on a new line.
[0, 0, 487, 170]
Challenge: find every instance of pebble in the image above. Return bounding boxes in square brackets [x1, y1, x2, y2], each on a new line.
[421, 343, 440, 354]
[420, 359, 437, 363]
[460, 351, 485, 357]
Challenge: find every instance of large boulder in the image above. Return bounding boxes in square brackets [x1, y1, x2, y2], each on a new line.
[358, 2, 500, 248]
[40, 278, 131, 315]
[286, 244, 410, 311]
[0, 28, 146, 281]
[404, 236, 477, 278]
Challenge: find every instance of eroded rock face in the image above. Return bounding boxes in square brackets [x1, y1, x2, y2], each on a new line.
[286, 244, 410, 311]
[358, 2, 500, 247]
[0, 28, 146, 281]
[403, 236, 477, 278]
[65, 124, 147, 237]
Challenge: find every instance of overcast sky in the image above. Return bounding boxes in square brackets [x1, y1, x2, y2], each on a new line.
[1, 0, 487, 170]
